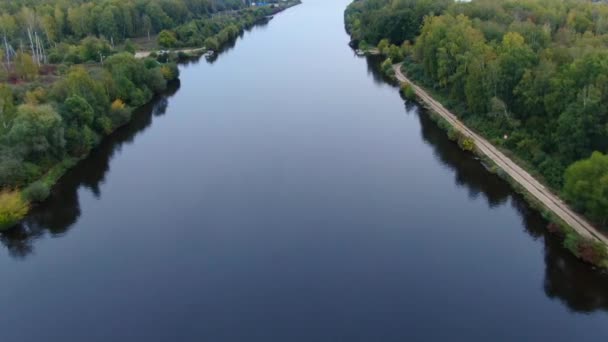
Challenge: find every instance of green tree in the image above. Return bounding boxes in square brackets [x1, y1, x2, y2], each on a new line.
[158, 30, 178, 47]
[564, 152, 608, 228]
[51, 66, 109, 118]
[204, 36, 219, 51]
[377, 38, 390, 54]
[498, 32, 536, 107]
[0, 190, 29, 230]
[7, 104, 65, 161]
[14, 52, 38, 81]
[61, 95, 94, 127]
[0, 84, 15, 131]
[98, 6, 119, 40]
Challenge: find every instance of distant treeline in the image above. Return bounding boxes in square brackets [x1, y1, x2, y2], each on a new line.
[346, 0, 608, 229]
[157, 5, 283, 48]
[0, 53, 179, 188]
[0, 0, 247, 44]
[0, 0, 287, 65]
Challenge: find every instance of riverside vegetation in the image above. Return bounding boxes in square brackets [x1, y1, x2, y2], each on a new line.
[346, 0, 608, 266]
[0, 0, 295, 230]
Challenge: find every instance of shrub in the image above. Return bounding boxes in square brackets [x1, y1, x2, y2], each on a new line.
[459, 137, 476, 152]
[0, 190, 29, 230]
[401, 83, 415, 100]
[388, 44, 403, 62]
[146, 68, 168, 93]
[109, 99, 132, 126]
[160, 63, 179, 81]
[377, 38, 390, 54]
[95, 116, 113, 135]
[22, 181, 50, 202]
[380, 57, 393, 74]
[65, 124, 98, 156]
[204, 37, 220, 51]
[0, 154, 26, 187]
[447, 128, 460, 142]
[124, 39, 136, 54]
[158, 30, 178, 48]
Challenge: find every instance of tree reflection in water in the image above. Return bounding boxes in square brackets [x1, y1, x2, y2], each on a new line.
[414, 99, 608, 313]
[3, 54, 608, 318]
[0, 18, 271, 259]
[0, 82, 180, 259]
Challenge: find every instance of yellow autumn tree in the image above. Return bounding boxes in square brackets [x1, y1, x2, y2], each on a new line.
[0, 190, 29, 230]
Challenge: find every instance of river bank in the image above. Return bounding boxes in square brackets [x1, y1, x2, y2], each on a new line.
[391, 63, 608, 268]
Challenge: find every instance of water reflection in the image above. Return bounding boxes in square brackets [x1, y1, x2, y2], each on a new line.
[412, 97, 608, 314]
[0, 82, 180, 259]
[210, 18, 271, 62]
[365, 55, 399, 86]
[3, 34, 608, 326]
[0, 18, 269, 258]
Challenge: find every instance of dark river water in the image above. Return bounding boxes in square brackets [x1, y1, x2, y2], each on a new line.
[2, 1, 608, 341]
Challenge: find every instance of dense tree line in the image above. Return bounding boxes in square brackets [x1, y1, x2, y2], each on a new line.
[0, 54, 179, 187]
[346, 0, 608, 229]
[345, 0, 452, 46]
[0, 53, 178, 229]
[0, 0, 250, 66]
[0, 0, 247, 44]
[158, 5, 279, 48]
[0, 0, 293, 229]
[0, 0, 195, 192]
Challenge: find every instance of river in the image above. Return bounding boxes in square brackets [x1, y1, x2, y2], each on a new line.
[1, 1, 608, 341]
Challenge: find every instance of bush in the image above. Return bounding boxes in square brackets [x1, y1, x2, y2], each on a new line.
[146, 68, 168, 93]
[377, 38, 390, 54]
[0, 154, 26, 187]
[401, 83, 415, 100]
[65, 124, 98, 156]
[109, 99, 132, 126]
[160, 63, 179, 81]
[359, 40, 369, 51]
[388, 44, 403, 62]
[0, 154, 41, 188]
[22, 181, 50, 202]
[0, 190, 29, 230]
[95, 116, 113, 135]
[447, 128, 459, 141]
[158, 30, 178, 48]
[380, 57, 393, 74]
[204, 37, 219, 51]
[459, 137, 476, 152]
[124, 39, 136, 54]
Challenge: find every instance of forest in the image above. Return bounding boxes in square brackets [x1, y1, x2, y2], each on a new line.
[0, 0, 285, 229]
[346, 0, 608, 230]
